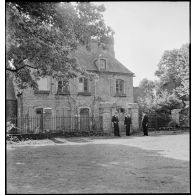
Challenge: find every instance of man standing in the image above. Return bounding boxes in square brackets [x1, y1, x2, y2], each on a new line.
[112, 111, 120, 136]
[124, 113, 132, 136]
[142, 112, 149, 136]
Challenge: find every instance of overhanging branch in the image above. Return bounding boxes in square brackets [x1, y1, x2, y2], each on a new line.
[6, 64, 38, 72]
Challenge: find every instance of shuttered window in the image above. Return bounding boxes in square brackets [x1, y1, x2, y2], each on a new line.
[78, 77, 89, 93]
[116, 79, 124, 94]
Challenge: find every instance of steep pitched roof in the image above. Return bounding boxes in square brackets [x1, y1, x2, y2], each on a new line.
[74, 46, 134, 76]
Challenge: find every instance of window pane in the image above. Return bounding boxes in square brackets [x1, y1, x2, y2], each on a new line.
[84, 78, 88, 92]
[58, 80, 69, 93]
[116, 80, 119, 93]
[100, 59, 106, 70]
[120, 80, 124, 93]
[79, 78, 83, 83]
[78, 82, 84, 92]
[116, 79, 124, 94]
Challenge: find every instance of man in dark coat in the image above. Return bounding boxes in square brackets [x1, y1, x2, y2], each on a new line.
[112, 111, 120, 136]
[124, 113, 132, 136]
[142, 113, 149, 136]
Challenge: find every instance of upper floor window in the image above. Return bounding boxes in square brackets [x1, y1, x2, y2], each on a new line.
[116, 79, 124, 94]
[37, 77, 49, 91]
[78, 77, 89, 93]
[57, 80, 69, 94]
[35, 77, 50, 94]
[94, 59, 106, 71]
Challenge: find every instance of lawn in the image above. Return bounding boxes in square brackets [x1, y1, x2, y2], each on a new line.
[7, 133, 190, 193]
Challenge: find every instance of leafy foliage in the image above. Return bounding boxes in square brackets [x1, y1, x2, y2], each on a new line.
[138, 78, 155, 98]
[155, 43, 189, 99]
[137, 43, 189, 115]
[6, 2, 114, 90]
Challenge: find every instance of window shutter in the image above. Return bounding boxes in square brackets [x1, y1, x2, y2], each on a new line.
[110, 78, 115, 96]
[52, 78, 57, 94]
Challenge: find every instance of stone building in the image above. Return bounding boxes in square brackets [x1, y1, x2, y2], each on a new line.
[13, 39, 139, 134]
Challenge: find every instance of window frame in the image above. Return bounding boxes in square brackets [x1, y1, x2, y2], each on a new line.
[115, 79, 126, 96]
[94, 58, 107, 71]
[34, 77, 50, 95]
[78, 77, 91, 96]
[57, 79, 70, 95]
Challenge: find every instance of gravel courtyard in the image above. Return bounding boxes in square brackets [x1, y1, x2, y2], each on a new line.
[7, 132, 190, 193]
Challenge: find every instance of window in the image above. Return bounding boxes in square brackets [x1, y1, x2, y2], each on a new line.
[116, 79, 124, 94]
[37, 77, 49, 91]
[78, 77, 88, 93]
[78, 77, 91, 95]
[35, 77, 50, 94]
[116, 108, 125, 114]
[57, 80, 69, 94]
[94, 59, 106, 71]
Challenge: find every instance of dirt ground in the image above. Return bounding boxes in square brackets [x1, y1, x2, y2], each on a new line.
[7, 132, 190, 193]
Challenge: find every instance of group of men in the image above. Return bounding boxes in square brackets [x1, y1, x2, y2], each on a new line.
[111, 111, 149, 136]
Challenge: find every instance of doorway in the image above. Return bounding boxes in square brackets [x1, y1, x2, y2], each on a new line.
[80, 108, 90, 131]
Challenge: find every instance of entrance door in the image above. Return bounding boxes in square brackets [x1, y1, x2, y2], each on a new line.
[80, 108, 90, 131]
[35, 108, 43, 132]
[44, 108, 52, 130]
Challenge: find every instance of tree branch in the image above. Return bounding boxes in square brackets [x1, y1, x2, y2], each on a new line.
[6, 64, 38, 72]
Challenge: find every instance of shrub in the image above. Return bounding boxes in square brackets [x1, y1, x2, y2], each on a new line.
[168, 120, 179, 128]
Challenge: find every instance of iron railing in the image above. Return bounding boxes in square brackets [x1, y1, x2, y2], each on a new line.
[6, 116, 103, 135]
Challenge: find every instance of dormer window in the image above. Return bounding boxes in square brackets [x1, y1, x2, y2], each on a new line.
[94, 58, 106, 71]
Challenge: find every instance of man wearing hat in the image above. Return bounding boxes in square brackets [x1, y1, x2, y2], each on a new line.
[142, 112, 149, 136]
[112, 111, 120, 136]
[124, 113, 132, 136]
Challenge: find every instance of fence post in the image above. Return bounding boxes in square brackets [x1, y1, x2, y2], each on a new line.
[155, 115, 158, 132]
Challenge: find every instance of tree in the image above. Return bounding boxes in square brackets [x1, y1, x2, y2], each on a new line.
[6, 2, 114, 90]
[137, 89, 182, 114]
[138, 78, 155, 98]
[174, 44, 189, 99]
[155, 43, 189, 99]
[155, 49, 180, 91]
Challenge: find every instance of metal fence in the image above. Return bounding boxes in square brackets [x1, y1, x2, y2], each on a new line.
[147, 113, 172, 130]
[6, 116, 103, 135]
[138, 111, 173, 131]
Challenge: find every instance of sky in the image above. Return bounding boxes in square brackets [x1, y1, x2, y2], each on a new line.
[94, 1, 190, 86]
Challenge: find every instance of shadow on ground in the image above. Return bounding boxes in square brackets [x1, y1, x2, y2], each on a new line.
[49, 138, 65, 144]
[7, 143, 190, 193]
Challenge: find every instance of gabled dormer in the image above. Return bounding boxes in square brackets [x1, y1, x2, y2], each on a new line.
[94, 57, 107, 71]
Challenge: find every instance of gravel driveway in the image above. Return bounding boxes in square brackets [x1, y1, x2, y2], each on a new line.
[7, 132, 190, 193]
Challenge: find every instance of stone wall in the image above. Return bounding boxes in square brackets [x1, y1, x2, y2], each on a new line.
[19, 71, 138, 133]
